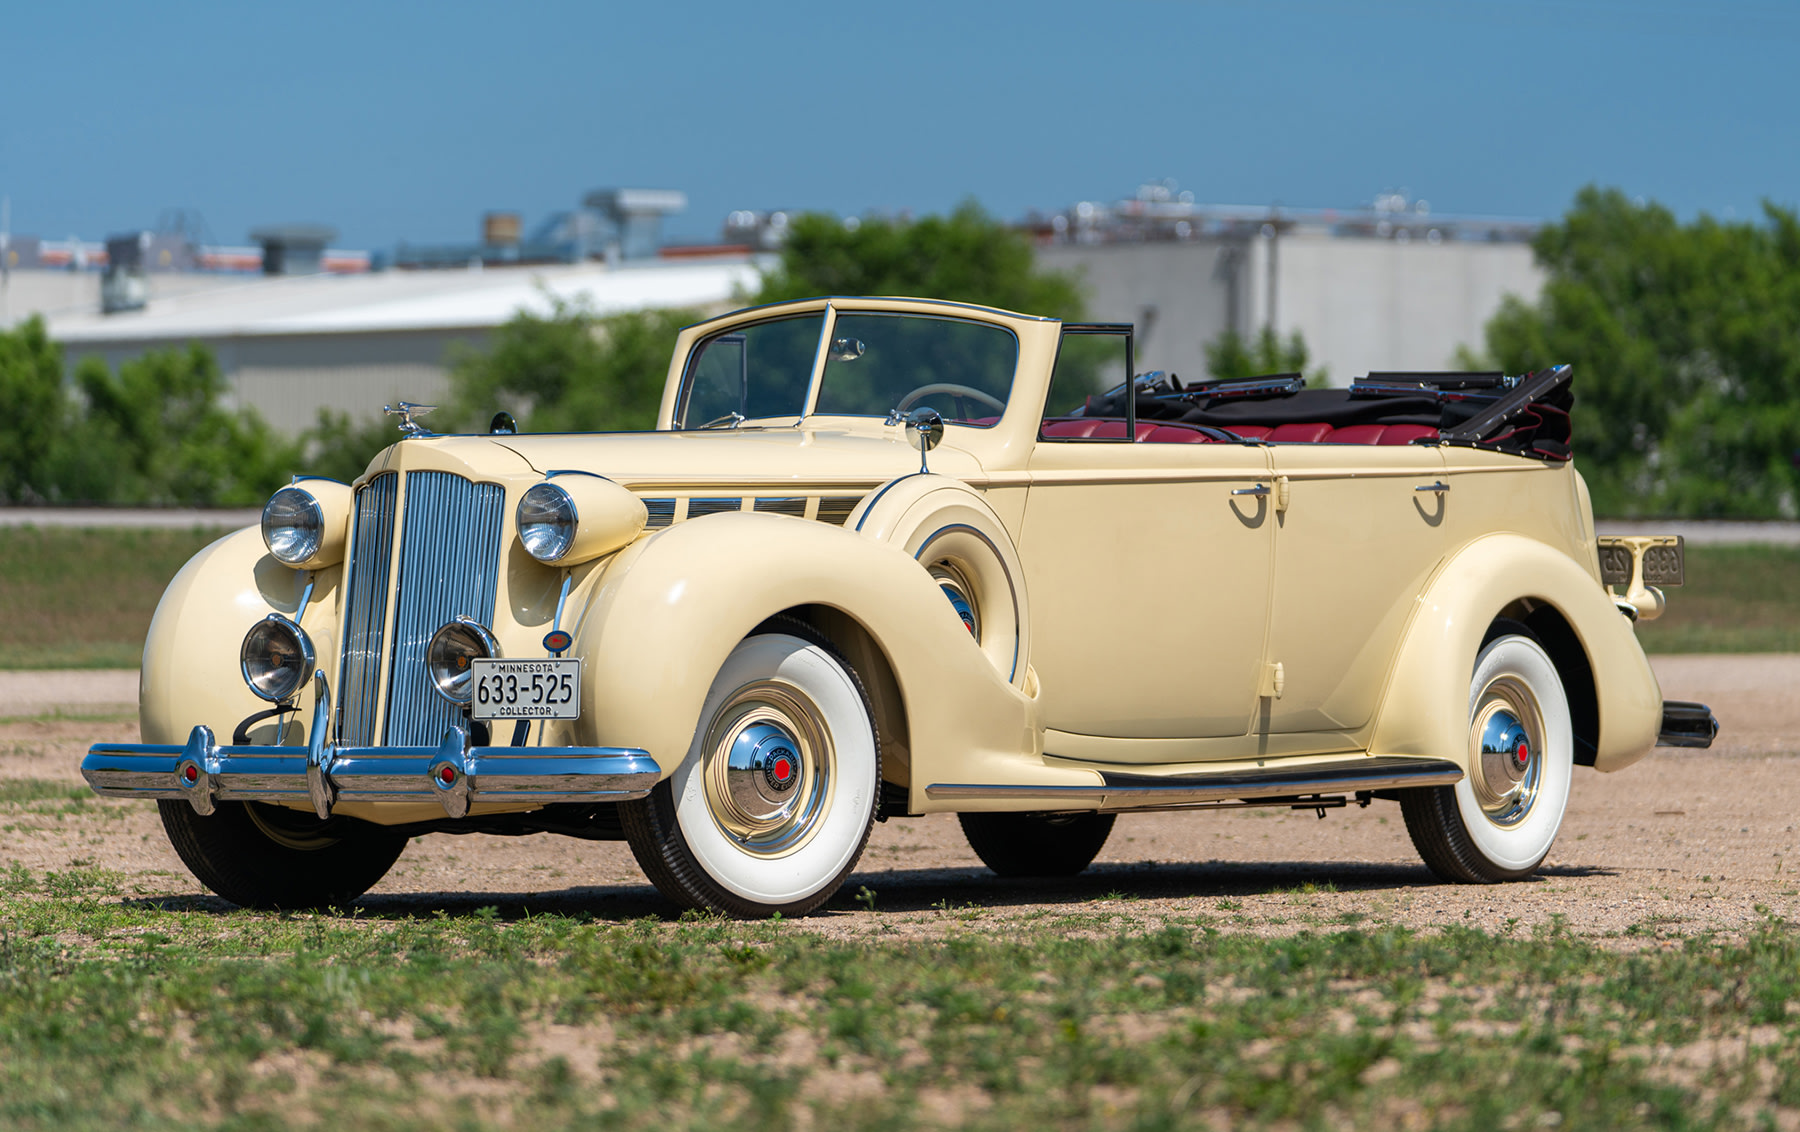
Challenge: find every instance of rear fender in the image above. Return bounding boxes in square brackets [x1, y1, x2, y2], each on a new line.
[568, 512, 1047, 799]
[1366, 533, 1661, 774]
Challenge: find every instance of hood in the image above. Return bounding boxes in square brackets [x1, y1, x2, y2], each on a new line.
[423, 424, 986, 489]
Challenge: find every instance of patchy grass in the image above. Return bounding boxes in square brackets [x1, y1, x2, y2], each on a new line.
[0, 526, 232, 669]
[1635, 544, 1800, 653]
[1, 878, 1798, 1129]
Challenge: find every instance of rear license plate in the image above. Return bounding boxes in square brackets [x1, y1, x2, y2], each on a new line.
[469, 658, 581, 721]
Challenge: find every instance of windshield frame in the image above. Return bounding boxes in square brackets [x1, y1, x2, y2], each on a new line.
[672, 311, 832, 430]
[800, 307, 1021, 428]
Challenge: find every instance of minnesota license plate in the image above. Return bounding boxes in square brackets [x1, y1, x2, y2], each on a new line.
[469, 658, 581, 721]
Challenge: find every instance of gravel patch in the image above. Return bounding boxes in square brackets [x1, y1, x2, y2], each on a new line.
[4, 655, 1795, 943]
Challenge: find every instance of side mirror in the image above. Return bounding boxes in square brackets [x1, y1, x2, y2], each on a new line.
[906, 407, 943, 474]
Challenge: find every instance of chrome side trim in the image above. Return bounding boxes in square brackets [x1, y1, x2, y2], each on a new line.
[925, 756, 1463, 811]
[82, 727, 662, 818]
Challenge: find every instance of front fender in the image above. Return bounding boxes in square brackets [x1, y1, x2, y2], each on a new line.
[1366, 533, 1662, 774]
[568, 511, 1045, 792]
[140, 527, 333, 746]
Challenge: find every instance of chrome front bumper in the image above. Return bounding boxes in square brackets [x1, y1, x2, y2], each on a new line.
[81, 672, 661, 820]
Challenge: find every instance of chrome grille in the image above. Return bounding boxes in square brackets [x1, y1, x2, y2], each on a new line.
[686, 496, 743, 518]
[642, 498, 676, 528]
[753, 497, 807, 517]
[815, 496, 862, 525]
[337, 473, 398, 747]
[382, 473, 506, 746]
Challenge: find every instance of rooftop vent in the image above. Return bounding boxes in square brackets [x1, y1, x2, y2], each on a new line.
[582, 188, 687, 261]
[249, 223, 337, 276]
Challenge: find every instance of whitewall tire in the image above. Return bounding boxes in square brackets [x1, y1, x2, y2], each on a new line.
[621, 621, 879, 916]
[1401, 631, 1574, 883]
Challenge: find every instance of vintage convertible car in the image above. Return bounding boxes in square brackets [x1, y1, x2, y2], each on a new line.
[82, 296, 1717, 915]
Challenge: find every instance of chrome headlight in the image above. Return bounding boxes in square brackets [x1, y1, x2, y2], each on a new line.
[427, 618, 502, 704]
[516, 475, 648, 565]
[240, 614, 314, 703]
[262, 487, 323, 565]
[517, 483, 578, 563]
[260, 480, 351, 569]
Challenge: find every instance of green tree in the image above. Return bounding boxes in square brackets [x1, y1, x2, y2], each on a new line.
[298, 409, 398, 484]
[447, 300, 698, 434]
[0, 317, 71, 503]
[1481, 186, 1800, 518]
[1202, 326, 1322, 383]
[54, 346, 297, 506]
[756, 201, 1085, 318]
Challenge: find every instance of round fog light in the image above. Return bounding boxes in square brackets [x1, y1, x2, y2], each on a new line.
[240, 614, 314, 702]
[427, 618, 502, 704]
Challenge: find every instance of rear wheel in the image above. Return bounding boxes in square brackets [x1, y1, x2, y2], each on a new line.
[158, 800, 408, 909]
[959, 811, 1116, 877]
[621, 622, 879, 917]
[1401, 628, 1574, 882]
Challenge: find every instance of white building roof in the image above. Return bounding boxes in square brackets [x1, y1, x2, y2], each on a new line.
[47, 256, 769, 345]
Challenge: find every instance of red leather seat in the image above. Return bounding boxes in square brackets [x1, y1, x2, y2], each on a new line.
[1041, 418, 1440, 446]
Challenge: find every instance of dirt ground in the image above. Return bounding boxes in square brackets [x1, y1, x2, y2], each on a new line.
[5, 655, 1797, 942]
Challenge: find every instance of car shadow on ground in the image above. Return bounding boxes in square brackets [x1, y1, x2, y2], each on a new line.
[116, 859, 1614, 921]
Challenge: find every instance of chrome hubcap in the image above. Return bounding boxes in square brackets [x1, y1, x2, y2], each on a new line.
[1468, 676, 1543, 827]
[701, 680, 832, 856]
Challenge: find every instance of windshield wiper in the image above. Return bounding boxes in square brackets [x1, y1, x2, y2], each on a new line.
[696, 411, 745, 430]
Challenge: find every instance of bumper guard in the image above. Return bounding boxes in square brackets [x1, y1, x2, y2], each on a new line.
[81, 671, 661, 819]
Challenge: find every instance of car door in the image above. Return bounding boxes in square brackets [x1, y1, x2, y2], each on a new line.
[1019, 326, 1277, 743]
[1259, 435, 1449, 736]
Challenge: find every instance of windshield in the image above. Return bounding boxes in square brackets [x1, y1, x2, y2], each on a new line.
[676, 309, 1019, 429]
[677, 313, 824, 427]
[814, 313, 1017, 425]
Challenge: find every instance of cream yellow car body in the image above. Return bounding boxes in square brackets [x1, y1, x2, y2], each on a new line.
[99, 295, 1690, 910]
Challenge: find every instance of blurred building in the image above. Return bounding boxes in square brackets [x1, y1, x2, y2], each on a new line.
[47, 257, 760, 434]
[1024, 183, 1544, 385]
[11, 192, 758, 435]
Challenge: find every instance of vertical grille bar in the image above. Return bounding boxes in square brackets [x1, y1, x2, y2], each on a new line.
[382, 472, 506, 746]
[337, 472, 398, 747]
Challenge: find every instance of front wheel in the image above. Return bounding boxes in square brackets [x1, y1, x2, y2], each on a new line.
[159, 800, 408, 909]
[621, 624, 880, 917]
[1400, 631, 1574, 883]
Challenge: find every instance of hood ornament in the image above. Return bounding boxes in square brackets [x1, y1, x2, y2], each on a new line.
[385, 401, 437, 438]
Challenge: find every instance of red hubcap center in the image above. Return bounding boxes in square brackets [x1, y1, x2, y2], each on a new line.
[1516, 741, 1530, 764]
[773, 756, 792, 781]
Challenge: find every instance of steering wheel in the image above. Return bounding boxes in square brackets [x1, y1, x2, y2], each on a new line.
[896, 383, 1007, 419]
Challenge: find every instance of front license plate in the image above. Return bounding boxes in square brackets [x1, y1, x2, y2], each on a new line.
[469, 658, 581, 721]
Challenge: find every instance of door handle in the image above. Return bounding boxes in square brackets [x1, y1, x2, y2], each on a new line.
[1415, 481, 1450, 494]
[1231, 484, 1271, 497]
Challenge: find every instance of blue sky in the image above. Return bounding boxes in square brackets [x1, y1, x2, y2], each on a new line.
[1, 0, 1795, 251]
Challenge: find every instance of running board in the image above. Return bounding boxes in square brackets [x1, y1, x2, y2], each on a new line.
[925, 756, 1463, 811]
